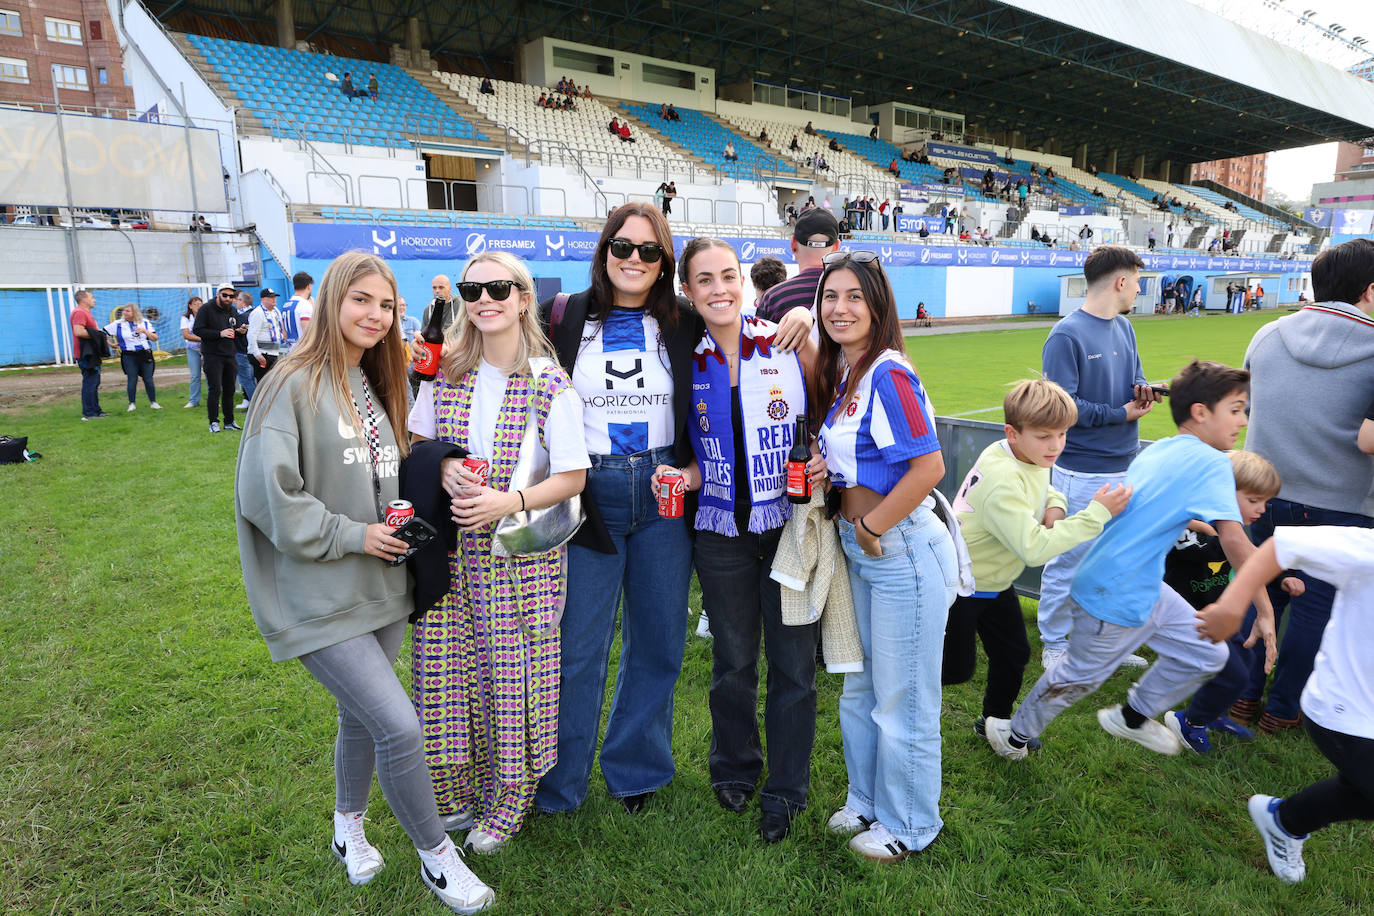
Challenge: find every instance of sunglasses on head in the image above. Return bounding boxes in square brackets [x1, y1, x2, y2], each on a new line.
[607, 237, 665, 263]
[822, 250, 880, 267]
[456, 280, 525, 302]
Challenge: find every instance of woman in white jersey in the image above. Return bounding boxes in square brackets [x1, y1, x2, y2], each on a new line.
[652, 237, 824, 843]
[532, 202, 697, 815]
[407, 252, 589, 854]
[814, 250, 959, 863]
[105, 303, 161, 411]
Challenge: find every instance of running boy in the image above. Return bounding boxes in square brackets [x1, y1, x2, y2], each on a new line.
[1196, 527, 1374, 885]
[984, 360, 1275, 759]
[1163, 450, 1299, 753]
[945, 378, 1131, 738]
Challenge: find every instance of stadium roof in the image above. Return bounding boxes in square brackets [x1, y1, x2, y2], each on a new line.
[152, 0, 1374, 167]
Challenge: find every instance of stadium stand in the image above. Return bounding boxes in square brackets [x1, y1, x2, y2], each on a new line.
[716, 113, 892, 187]
[620, 103, 795, 180]
[299, 205, 580, 229]
[183, 34, 483, 147]
[1179, 184, 1275, 224]
[1094, 172, 1179, 211]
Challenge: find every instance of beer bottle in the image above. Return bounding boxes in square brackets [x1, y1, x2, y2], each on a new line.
[412, 297, 447, 382]
[786, 414, 811, 504]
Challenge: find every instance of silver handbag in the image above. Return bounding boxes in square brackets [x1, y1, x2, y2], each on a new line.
[493, 359, 585, 557]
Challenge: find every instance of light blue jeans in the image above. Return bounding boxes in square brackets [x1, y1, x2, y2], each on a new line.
[1036, 465, 1128, 653]
[837, 504, 958, 851]
[185, 346, 202, 406]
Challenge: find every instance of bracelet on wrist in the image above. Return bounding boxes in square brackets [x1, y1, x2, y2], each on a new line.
[517, 489, 526, 512]
[859, 516, 880, 537]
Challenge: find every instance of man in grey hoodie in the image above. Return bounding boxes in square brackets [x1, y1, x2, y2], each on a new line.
[1238, 237, 1374, 733]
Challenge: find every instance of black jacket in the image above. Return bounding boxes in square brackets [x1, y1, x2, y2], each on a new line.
[193, 302, 239, 358]
[399, 438, 468, 619]
[538, 288, 700, 554]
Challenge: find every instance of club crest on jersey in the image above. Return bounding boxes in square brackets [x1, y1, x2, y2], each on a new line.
[696, 397, 710, 433]
[845, 393, 861, 417]
[766, 384, 789, 421]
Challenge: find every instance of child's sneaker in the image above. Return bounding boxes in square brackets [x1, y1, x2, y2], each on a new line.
[1248, 794, 1306, 884]
[1097, 705, 1180, 755]
[982, 716, 1028, 760]
[826, 805, 874, 836]
[695, 613, 712, 639]
[332, 810, 384, 885]
[418, 836, 495, 913]
[1207, 716, 1256, 740]
[1164, 711, 1213, 754]
[975, 716, 1041, 750]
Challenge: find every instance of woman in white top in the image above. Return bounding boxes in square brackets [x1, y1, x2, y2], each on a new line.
[814, 250, 958, 864]
[181, 296, 203, 409]
[409, 252, 589, 854]
[105, 303, 160, 411]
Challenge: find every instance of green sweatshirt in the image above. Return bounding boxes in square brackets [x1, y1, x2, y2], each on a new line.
[235, 365, 410, 661]
[953, 439, 1112, 594]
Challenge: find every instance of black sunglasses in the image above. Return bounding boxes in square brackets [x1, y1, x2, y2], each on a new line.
[456, 280, 525, 302]
[607, 237, 665, 263]
[822, 250, 880, 267]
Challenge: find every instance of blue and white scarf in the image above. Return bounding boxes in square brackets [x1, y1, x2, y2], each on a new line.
[688, 316, 806, 537]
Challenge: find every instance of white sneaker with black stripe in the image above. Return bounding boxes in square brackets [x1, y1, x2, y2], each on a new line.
[332, 810, 384, 885]
[1248, 795, 1307, 884]
[826, 805, 874, 836]
[418, 836, 495, 913]
[849, 823, 915, 863]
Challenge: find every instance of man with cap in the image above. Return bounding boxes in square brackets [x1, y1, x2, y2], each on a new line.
[247, 288, 284, 381]
[192, 282, 243, 433]
[754, 208, 840, 349]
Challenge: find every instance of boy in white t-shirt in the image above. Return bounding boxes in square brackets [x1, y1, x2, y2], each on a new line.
[1198, 526, 1374, 885]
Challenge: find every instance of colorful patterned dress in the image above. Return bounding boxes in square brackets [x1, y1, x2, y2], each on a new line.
[412, 364, 568, 842]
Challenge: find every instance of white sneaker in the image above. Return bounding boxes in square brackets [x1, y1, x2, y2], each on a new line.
[237, 399, 250, 409]
[1041, 646, 1066, 668]
[983, 716, 1029, 760]
[849, 823, 914, 863]
[826, 805, 874, 836]
[441, 807, 475, 832]
[695, 613, 712, 639]
[1096, 705, 1180, 755]
[126, 402, 136, 412]
[1248, 794, 1306, 884]
[464, 827, 507, 855]
[183, 402, 197, 409]
[418, 836, 495, 913]
[1121, 653, 1148, 668]
[332, 811, 384, 885]
[149, 402, 162, 409]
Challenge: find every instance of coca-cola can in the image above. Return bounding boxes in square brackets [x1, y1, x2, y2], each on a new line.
[384, 499, 414, 528]
[657, 469, 686, 518]
[462, 455, 490, 487]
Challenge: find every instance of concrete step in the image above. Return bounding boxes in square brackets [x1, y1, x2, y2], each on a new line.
[172, 34, 267, 133]
[612, 102, 717, 176]
[405, 70, 523, 157]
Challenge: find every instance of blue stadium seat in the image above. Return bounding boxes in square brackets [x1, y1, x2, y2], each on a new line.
[621, 103, 793, 176]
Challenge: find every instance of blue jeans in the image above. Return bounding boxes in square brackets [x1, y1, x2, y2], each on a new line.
[1242, 498, 1374, 718]
[119, 352, 157, 405]
[235, 351, 256, 401]
[77, 354, 102, 417]
[186, 347, 202, 406]
[695, 527, 817, 815]
[1184, 613, 1257, 724]
[1037, 465, 1128, 652]
[534, 447, 692, 811]
[837, 505, 957, 850]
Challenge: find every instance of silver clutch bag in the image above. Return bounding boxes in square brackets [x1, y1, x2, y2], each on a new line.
[493, 359, 585, 557]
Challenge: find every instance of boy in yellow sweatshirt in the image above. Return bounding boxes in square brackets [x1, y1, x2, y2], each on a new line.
[945, 378, 1132, 739]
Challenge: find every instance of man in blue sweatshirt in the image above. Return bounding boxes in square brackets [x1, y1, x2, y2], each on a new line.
[1234, 237, 1374, 733]
[1038, 246, 1162, 667]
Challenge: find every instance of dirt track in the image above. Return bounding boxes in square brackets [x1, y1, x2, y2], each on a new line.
[0, 365, 192, 408]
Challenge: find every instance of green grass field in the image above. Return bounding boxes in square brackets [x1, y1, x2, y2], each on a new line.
[3, 310, 1368, 915]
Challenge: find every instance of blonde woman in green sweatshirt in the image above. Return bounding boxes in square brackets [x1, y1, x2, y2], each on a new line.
[235, 251, 495, 914]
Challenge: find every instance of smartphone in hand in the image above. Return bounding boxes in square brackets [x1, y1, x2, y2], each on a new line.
[386, 516, 440, 566]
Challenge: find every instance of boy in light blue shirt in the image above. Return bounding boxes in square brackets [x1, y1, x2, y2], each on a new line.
[985, 360, 1278, 759]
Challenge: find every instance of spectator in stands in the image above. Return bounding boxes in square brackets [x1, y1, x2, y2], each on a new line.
[619, 122, 634, 143]
[194, 282, 242, 433]
[1167, 222, 1176, 247]
[1004, 148, 1015, 165]
[667, 104, 680, 121]
[784, 203, 798, 225]
[1031, 225, 1043, 244]
[942, 166, 957, 185]
[979, 226, 993, 246]
[916, 301, 931, 326]
[181, 296, 203, 410]
[879, 199, 891, 230]
[1209, 236, 1222, 253]
[582, 84, 593, 99]
[758, 127, 769, 143]
[1069, 239, 1081, 251]
[1092, 187, 1106, 198]
[802, 196, 816, 212]
[479, 77, 495, 95]
[723, 141, 738, 162]
[804, 121, 817, 135]
[918, 221, 930, 239]
[1087, 161, 1099, 176]
[944, 206, 957, 234]
[247, 288, 284, 381]
[658, 103, 669, 120]
[828, 137, 841, 153]
[749, 256, 788, 315]
[789, 134, 800, 152]
[959, 227, 972, 242]
[1006, 203, 1020, 230]
[870, 125, 879, 140]
[340, 72, 363, 100]
[1126, 168, 1138, 181]
[755, 208, 838, 330]
[1148, 227, 1157, 250]
[234, 290, 256, 409]
[540, 92, 549, 107]
[664, 182, 677, 217]
[367, 73, 379, 101]
[608, 116, 619, 135]
[106, 303, 160, 412]
[817, 153, 829, 172]
[888, 158, 900, 176]
[1079, 224, 1094, 241]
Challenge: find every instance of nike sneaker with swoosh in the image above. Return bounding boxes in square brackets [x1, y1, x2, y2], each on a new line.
[417, 836, 494, 913]
[332, 810, 384, 885]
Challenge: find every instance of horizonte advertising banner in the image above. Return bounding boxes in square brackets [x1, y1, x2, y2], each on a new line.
[0, 108, 225, 211]
[292, 224, 1309, 273]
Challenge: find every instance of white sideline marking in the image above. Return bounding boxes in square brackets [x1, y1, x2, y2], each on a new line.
[949, 406, 1004, 417]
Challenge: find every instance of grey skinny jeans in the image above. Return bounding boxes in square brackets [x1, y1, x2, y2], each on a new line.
[299, 619, 445, 850]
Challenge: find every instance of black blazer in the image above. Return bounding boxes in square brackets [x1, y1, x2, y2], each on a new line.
[538, 288, 700, 554]
[398, 438, 467, 619]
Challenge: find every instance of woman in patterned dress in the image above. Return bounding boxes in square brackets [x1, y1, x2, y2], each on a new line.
[408, 251, 590, 854]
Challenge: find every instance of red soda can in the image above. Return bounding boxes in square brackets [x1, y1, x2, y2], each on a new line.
[462, 455, 490, 487]
[384, 499, 414, 527]
[658, 469, 686, 518]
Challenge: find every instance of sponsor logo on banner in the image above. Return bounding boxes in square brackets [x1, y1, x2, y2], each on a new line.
[920, 248, 931, 264]
[545, 234, 565, 258]
[741, 241, 756, 262]
[1021, 250, 1031, 265]
[880, 246, 892, 261]
[372, 229, 397, 255]
[466, 232, 487, 255]
[957, 248, 969, 264]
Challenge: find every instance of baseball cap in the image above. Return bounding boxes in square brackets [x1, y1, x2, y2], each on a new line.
[259, 288, 279, 299]
[217, 281, 238, 293]
[793, 209, 839, 247]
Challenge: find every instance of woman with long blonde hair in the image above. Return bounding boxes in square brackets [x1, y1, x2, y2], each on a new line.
[408, 250, 589, 854]
[236, 251, 495, 913]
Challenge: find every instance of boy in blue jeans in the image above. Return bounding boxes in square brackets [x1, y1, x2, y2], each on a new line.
[1163, 449, 1300, 752]
[985, 360, 1278, 758]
